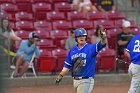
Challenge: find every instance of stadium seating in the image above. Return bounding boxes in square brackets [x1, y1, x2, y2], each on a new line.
[96, 48, 116, 72]
[72, 20, 93, 30]
[37, 39, 56, 50]
[15, 12, 34, 21]
[32, 0, 51, 3]
[67, 11, 87, 20]
[16, 30, 30, 39]
[32, 2, 52, 12]
[52, 20, 72, 30]
[0, 11, 7, 19]
[106, 28, 121, 49]
[0, 3, 17, 13]
[87, 11, 107, 20]
[35, 29, 51, 39]
[47, 11, 66, 21]
[130, 28, 140, 34]
[94, 19, 115, 29]
[16, 3, 32, 13]
[0, 0, 13, 3]
[107, 11, 125, 20]
[34, 21, 52, 31]
[16, 21, 34, 31]
[52, 48, 68, 71]
[54, 2, 73, 12]
[51, 0, 69, 3]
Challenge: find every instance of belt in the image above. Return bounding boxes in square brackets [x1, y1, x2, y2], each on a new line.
[73, 77, 91, 80]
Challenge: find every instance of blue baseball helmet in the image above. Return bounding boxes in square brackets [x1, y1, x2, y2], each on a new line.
[74, 28, 87, 37]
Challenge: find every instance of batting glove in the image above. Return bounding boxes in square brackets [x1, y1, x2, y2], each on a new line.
[55, 74, 63, 85]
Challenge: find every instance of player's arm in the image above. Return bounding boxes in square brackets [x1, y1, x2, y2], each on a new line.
[55, 53, 72, 85]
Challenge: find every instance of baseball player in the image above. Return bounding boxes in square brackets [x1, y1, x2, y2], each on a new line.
[55, 28, 107, 93]
[125, 34, 140, 93]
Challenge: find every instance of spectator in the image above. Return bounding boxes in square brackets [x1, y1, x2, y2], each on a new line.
[116, 20, 135, 56]
[96, 0, 116, 12]
[0, 17, 21, 57]
[72, 0, 97, 13]
[65, 28, 77, 50]
[13, 32, 40, 77]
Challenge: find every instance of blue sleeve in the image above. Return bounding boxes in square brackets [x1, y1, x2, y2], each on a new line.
[96, 41, 106, 53]
[19, 41, 36, 54]
[35, 46, 40, 56]
[126, 39, 132, 52]
[64, 51, 72, 69]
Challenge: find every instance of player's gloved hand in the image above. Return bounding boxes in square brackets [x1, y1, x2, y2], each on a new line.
[100, 29, 107, 40]
[55, 74, 63, 85]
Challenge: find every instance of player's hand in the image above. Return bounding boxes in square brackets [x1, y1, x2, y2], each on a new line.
[100, 29, 107, 40]
[55, 74, 63, 85]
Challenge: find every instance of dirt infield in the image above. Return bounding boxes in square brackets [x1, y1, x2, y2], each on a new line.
[7, 83, 130, 93]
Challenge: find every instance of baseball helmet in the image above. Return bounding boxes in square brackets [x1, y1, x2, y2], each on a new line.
[74, 28, 87, 37]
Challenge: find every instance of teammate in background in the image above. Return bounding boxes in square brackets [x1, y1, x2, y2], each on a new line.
[55, 28, 107, 93]
[125, 34, 140, 93]
[13, 32, 40, 77]
[65, 28, 77, 50]
[96, 0, 116, 12]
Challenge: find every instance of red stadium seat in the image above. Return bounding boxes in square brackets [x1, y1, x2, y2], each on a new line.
[0, 0, 13, 3]
[15, 12, 34, 21]
[39, 49, 56, 72]
[52, 48, 68, 71]
[7, 13, 16, 21]
[0, 11, 8, 19]
[34, 21, 52, 31]
[106, 28, 121, 49]
[130, 28, 140, 34]
[72, 20, 93, 30]
[94, 19, 115, 29]
[16, 30, 30, 39]
[51, 0, 69, 3]
[0, 3, 17, 12]
[39, 56, 56, 72]
[32, 2, 52, 12]
[67, 11, 87, 20]
[37, 39, 56, 50]
[40, 49, 52, 57]
[52, 20, 72, 30]
[54, 2, 73, 12]
[16, 3, 32, 12]
[14, 0, 32, 3]
[16, 21, 34, 31]
[87, 11, 107, 20]
[50, 30, 68, 47]
[35, 29, 51, 39]
[114, 19, 124, 28]
[50, 30, 68, 39]
[47, 11, 66, 21]
[32, 0, 51, 3]
[97, 48, 116, 72]
[107, 11, 125, 20]
[34, 12, 47, 20]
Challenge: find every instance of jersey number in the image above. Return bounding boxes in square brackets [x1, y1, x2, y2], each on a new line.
[133, 40, 140, 52]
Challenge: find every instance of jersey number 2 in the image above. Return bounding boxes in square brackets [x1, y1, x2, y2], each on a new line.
[133, 40, 140, 52]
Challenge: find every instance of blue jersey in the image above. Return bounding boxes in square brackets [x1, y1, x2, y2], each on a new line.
[126, 34, 140, 65]
[64, 41, 106, 78]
